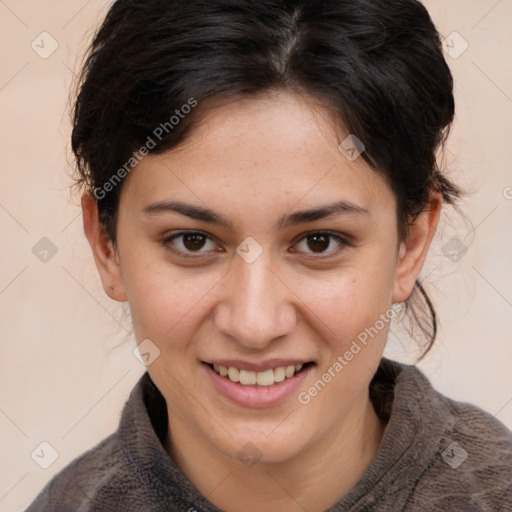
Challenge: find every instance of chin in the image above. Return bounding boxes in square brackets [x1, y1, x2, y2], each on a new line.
[208, 423, 311, 468]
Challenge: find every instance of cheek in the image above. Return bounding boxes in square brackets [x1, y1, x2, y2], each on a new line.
[302, 255, 397, 349]
[295, 267, 396, 424]
[122, 257, 220, 345]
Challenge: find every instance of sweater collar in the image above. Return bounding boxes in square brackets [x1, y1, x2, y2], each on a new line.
[118, 357, 456, 510]
[328, 357, 458, 509]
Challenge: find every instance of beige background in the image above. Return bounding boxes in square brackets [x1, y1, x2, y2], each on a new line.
[1, 1, 511, 510]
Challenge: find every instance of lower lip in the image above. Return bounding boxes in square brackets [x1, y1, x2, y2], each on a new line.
[203, 363, 314, 408]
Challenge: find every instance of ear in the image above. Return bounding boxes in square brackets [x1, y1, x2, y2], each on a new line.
[81, 192, 127, 302]
[392, 193, 442, 303]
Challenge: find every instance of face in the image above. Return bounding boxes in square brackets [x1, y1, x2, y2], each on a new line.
[84, 89, 438, 468]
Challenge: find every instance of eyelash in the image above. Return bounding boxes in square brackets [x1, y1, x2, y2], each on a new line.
[160, 230, 350, 260]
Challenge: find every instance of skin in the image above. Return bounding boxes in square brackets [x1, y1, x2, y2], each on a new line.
[82, 89, 441, 511]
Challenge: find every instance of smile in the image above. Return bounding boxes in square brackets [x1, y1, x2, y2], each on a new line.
[203, 360, 314, 407]
[211, 363, 305, 386]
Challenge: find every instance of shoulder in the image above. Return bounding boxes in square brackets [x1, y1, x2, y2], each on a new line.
[24, 372, 173, 512]
[24, 371, 188, 512]
[24, 432, 126, 511]
[407, 368, 512, 510]
[369, 358, 512, 510]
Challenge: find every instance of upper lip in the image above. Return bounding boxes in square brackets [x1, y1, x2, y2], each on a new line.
[203, 359, 313, 372]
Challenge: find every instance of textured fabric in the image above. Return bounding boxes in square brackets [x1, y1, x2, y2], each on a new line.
[26, 357, 512, 511]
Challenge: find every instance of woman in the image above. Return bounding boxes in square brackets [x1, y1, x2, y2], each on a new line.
[26, 0, 512, 510]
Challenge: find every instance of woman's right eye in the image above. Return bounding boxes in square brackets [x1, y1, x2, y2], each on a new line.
[161, 231, 219, 258]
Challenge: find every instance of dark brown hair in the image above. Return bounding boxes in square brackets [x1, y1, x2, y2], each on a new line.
[71, 0, 461, 359]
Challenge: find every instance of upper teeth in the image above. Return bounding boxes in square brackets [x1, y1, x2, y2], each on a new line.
[213, 364, 304, 386]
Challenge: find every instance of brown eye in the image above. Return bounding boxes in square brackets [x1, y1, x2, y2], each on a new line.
[306, 234, 330, 253]
[161, 231, 218, 257]
[182, 233, 207, 251]
[293, 231, 348, 258]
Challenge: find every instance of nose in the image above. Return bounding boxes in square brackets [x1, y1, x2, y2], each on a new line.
[214, 251, 297, 350]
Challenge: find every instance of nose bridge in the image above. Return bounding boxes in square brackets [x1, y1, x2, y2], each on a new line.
[216, 250, 296, 348]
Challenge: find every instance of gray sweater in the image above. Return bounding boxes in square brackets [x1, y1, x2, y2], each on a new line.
[26, 357, 512, 511]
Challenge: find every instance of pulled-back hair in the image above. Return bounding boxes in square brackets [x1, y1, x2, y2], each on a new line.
[71, 0, 461, 359]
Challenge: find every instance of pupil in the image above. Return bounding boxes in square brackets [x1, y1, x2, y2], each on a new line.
[184, 234, 206, 251]
[308, 234, 328, 252]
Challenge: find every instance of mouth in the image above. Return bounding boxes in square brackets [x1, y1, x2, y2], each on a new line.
[208, 362, 314, 387]
[202, 360, 315, 408]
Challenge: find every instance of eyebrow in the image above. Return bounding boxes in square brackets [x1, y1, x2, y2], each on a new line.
[143, 199, 369, 230]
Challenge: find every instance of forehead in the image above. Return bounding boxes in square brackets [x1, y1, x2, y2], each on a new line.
[119, 90, 395, 222]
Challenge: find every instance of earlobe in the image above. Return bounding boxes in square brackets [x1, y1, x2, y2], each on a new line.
[81, 192, 127, 302]
[392, 194, 442, 303]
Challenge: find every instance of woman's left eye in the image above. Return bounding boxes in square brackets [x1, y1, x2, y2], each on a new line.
[160, 231, 349, 258]
[292, 232, 348, 258]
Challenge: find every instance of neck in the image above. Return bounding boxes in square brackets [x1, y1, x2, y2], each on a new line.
[165, 391, 386, 512]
